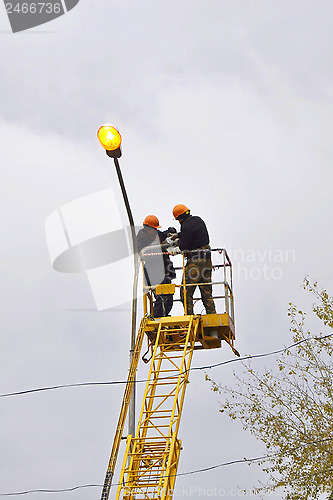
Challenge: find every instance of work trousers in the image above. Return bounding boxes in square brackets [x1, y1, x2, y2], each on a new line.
[180, 257, 216, 315]
[153, 277, 173, 318]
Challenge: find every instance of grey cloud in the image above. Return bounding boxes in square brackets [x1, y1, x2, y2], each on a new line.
[0, 1, 332, 497]
[1, 1, 332, 139]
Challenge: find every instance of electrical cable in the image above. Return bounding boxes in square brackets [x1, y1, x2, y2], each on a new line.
[0, 484, 103, 496]
[1, 437, 333, 496]
[0, 380, 126, 398]
[1, 332, 332, 399]
[192, 331, 333, 372]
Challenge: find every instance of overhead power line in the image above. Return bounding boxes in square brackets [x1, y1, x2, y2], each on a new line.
[1, 436, 333, 496]
[1, 332, 332, 399]
[0, 484, 102, 496]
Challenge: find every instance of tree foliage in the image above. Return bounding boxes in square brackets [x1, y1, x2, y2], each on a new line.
[207, 279, 333, 499]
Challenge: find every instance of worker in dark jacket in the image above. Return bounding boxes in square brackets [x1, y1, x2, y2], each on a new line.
[172, 204, 216, 315]
[137, 215, 176, 318]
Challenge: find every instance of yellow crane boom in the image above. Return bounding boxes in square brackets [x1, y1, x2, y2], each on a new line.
[116, 315, 199, 500]
[101, 317, 149, 500]
[101, 249, 237, 500]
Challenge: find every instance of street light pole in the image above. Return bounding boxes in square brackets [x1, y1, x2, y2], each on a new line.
[113, 156, 138, 438]
[97, 125, 138, 438]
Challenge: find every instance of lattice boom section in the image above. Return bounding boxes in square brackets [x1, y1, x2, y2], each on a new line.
[116, 317, 199, 500]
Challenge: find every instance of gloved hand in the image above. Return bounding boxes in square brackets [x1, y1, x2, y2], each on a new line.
[165, 236, 175, 245]
[167, 227, 177, 235]
[167, 246, 181, 256]
[166, 236, 180, 246]
[168, 233, 179, 240]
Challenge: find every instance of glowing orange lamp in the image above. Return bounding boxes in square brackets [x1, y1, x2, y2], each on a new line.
[97, 124, 122, 158]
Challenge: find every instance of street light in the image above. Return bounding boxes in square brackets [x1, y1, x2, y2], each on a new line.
[97, 124, 122, 158]
[97, 124, 138, 438]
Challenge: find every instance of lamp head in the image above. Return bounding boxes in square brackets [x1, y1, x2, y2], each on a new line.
[97, 124, 122, 158]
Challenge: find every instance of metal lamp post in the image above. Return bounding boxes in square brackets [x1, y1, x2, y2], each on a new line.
[97, 124, 138, 438]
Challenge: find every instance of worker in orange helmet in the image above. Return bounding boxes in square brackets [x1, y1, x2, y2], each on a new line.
[172, 204, 216, 315]
[137, 215, 177, 317]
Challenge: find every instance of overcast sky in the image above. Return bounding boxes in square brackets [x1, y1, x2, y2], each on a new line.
[1, 1, 333, 499]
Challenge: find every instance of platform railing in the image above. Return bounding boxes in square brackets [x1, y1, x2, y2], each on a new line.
[140, 247, 234, 322]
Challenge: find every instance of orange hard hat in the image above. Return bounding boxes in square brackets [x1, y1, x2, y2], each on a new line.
[172, 204, 189, 219]
[143, 215, 161, 228]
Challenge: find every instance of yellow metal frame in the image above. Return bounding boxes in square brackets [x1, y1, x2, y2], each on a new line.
[155, 284, 176, 296]
[142, 248, 234, 324]
[101, 248, 238, 500]
[115, 316, 199, 500]
[100, 317, 149, 500]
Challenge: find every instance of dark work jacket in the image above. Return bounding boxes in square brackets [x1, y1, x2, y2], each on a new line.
[178, 215, 210, 259]
[137, 228, 176, 285]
